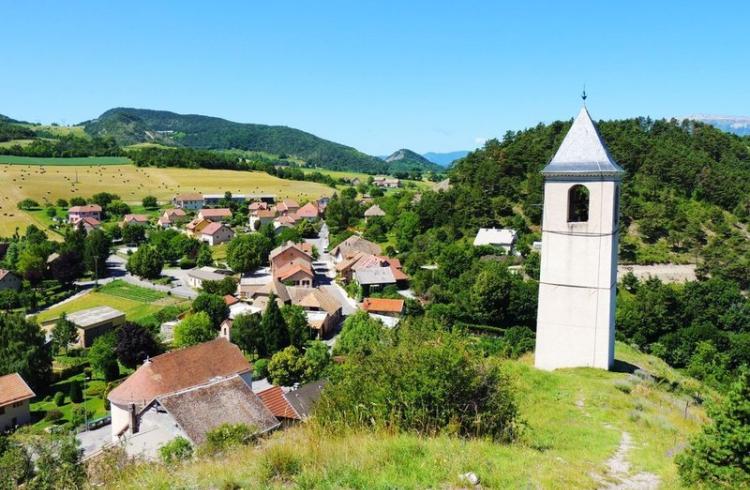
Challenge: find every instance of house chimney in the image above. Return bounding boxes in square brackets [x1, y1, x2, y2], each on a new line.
[130, 403, 139, 434]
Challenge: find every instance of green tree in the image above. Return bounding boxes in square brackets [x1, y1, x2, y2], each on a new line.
[302, 340, 331, 382]
[159, 436, 193, 465]
[122, 223, 146, 245]
[196, 244, 213, 267]
[30, 436, 85, 489]
[333, 310, 385, 356]
[0, 312, 52, 390]
[281, 304, 310, 350]
[267, 346, 308, 386]
[677, 371, 750, 487]
[0, 436, 33, 488]
[226, 234, 273, 273]
[89, 332, 120, 381]
[51, 313, 78, 354]
[174, 312, 215, 347]
[115, 322, 162, 369]
[142, 195, 158, 209]
[192, 293, 229, 329]
[17, 198, 40, 210]
[230, 313, 263, 355]
[68, 380, 83, 403]
[201, 276, 238, 296]
[84, 229, 111, 279]
[126, 245, 164, 279]
[261, 294, 289, 355]
[17, 248, 46, 284]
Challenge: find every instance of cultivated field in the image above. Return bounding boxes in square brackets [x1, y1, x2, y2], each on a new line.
[0, 164, 333, 236]
[0, 155, 131, 165]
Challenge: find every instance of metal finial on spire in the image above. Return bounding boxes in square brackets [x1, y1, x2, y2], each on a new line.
[581, 84, 587, 103]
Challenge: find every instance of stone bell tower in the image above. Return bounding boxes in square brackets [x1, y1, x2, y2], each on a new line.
[534, 104, 624, 370]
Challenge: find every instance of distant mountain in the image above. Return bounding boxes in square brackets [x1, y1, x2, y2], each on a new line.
[382, 148, 442, 173]
[81, 108, 389, 173]
[422, 150, 469, 167]
[684, 114, 750, 136]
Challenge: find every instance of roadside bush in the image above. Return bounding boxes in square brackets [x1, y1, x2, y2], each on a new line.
[200, 423, 255, 455]
[159, 436, 193, 465]
[53, 391, 65, 406]
[317, 318, 521, 441]
[178, 257, 196, 269]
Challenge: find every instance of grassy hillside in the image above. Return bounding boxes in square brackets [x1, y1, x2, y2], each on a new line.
[0, 164, 333, 236]
[82, 108, 390, 173]
[102, 342, 707, 489]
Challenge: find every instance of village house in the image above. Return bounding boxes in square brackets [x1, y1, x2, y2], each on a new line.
[172, 193, 205, 210]
[0, 269, 21, 291]
[473, 227, 517, 253]
[187, 266, 233, 289]
[336, 253, 406, 285]
[198, 208, 232, 222]
[0, 373, 35, 432]
[186, 217, 212, 236]
[122, 214, 149, 226]
[362, 297, 405, 328]
[363, 204, 385, 221]
[203, 194, 247, 206]
[107, 339, 279, 458]
[249, 208, 278, 230]
[157, 208, 187, 228]
[199, 222, 234, 246]
[276, 199, 300, 215]
[72, 216, 102, 233]
[269, 241, 314, 287]
[255, 381, 325, 423]
[286, 286, 343, 338]
[40, 306, 126, 348]
[67, 204, 102, 223]
[373, 176, 400, 188]
[330, 235, 382, 263]
[295, 202, 320, 221]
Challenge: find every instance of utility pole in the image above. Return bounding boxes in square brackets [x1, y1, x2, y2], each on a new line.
[94, 254, 99, 288]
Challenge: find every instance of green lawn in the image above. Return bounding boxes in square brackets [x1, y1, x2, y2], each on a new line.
[0, 155, 131, 165]
[98, 280, 166, 302]
[30, 372, 109, 430]
[35, 281, 186, 324]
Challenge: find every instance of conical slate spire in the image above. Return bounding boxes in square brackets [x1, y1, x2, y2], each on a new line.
[542, 106, 624, 177]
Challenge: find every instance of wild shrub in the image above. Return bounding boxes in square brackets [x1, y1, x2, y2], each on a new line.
[317, 319, 521, 441]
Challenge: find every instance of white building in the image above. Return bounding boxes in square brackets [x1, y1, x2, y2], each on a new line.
[0, 373, 35, 431]
[473, 228, 517, 253]
[534, 104, 623, 371]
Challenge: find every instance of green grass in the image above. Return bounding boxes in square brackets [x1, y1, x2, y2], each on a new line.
[0, 138, 35, 148]
[98, 280, 166, 302]
[0, 155, 131, 165]
[35, 283, 185, 324]
[103, 342, 707, 489]
[30, 372, 109, 430]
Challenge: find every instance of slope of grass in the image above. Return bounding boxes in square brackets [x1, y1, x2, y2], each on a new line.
[103, 342, 707, 489]
[0, 155, 131, 165]
[35, 284, 185, 324]
[0, 164, 333, 236]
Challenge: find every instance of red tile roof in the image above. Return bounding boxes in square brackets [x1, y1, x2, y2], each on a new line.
[256, 385, 300, 420]
[0, 373, 35, 407]
[296, 202, 319, 218]
[68, 204, 102, 213]
[362, 297, 405, 314]
[199, 208, 232, 218]
[108, 338, 250, 407]
[275, 262, 314, 282]
[201, 222, 232, 236]
[123, 214, 149, 223]
[224, 294, 240, 306]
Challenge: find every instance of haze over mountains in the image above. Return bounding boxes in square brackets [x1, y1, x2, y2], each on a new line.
[684, 114, 750, 136]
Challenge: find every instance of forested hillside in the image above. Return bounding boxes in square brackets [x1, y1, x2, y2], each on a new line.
[383, 148, 442, 173]
[82, 108, 393, 172]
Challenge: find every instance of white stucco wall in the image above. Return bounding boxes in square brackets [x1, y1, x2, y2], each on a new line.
[0, 400, 31, 431]
[535, 178, 620, 370]
[111, 403, 131, 442]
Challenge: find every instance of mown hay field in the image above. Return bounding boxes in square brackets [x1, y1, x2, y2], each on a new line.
[0, 164, 333, 236]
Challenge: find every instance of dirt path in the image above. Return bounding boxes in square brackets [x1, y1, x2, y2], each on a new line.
[594, 431, 660, 490]
[617, 264, 696, 283]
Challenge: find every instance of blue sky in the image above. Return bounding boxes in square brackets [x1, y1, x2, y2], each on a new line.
[2, 1, 749, 154]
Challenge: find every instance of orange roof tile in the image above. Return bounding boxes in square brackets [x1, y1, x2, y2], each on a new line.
[108, 338, 250, 407]
[0, 373, 35, 406]
[362, 298, 405, 314]
[256, 385, 300, 419]
[224, 294, 240, 306]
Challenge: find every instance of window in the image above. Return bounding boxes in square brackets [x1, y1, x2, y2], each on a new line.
[568, 185, 590, 223]
[613, 185, 620, 226]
